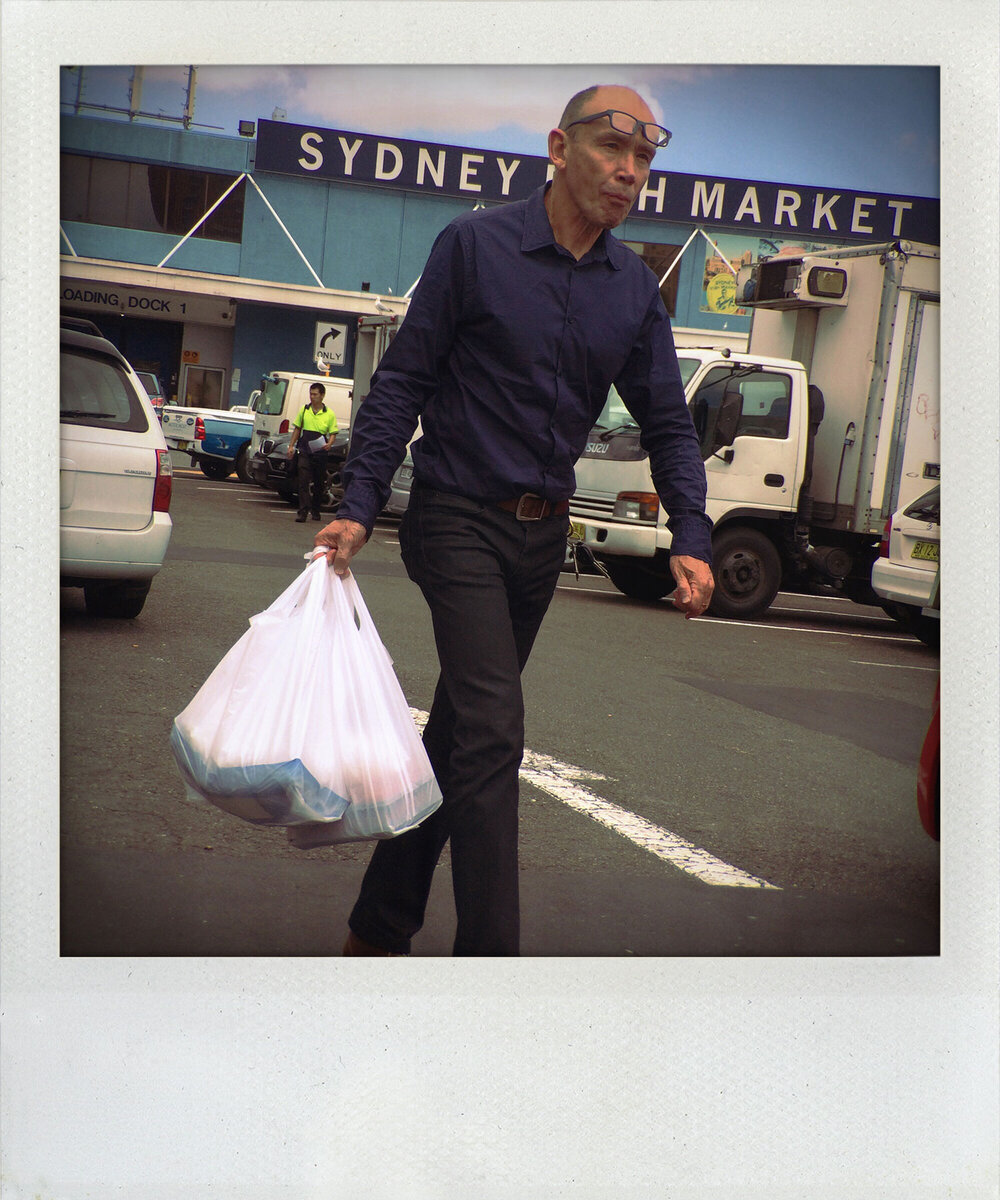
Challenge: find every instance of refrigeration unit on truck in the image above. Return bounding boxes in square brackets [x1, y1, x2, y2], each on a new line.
[569, 240, 940, 624]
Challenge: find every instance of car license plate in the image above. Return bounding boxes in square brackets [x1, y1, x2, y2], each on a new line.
[176, 440, 189, 451]
[569, 521, 586, 542]
[911, 540, 939, 562]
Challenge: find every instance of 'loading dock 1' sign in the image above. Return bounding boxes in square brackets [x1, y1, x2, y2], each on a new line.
[314, 322, 348, 366]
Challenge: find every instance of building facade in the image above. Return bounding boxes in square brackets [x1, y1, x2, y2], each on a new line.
[60, 113, 939, 409]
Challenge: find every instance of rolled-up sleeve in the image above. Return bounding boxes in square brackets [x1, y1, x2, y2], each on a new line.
[338, 222, 468, 533]
[614, 295, 714, 564]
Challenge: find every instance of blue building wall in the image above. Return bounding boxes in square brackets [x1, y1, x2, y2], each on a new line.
[62, 219, 242, 274]
[239, 172, 331, 288]
[61, 114, 252, 173]
[232, 303, 357, 403]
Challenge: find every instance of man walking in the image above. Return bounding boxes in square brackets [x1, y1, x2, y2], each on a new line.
[316, 84, 714, 955]
[287, 382, 337, 521]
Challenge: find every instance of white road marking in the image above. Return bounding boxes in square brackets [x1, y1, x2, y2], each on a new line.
[196, 486, 261, 494]
[849, 660, 939, 672]
[409, 709, 779, 890]
[772, 604, 894, 623]
[556, 585, 916, 643]
[693, 617, 913, 643]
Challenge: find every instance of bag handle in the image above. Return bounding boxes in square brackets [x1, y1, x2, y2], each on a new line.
[302, 552, 386, 648]
[300, 550, 371, 635]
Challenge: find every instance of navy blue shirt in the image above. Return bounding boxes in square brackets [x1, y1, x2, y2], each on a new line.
[339, 184, 712, 562]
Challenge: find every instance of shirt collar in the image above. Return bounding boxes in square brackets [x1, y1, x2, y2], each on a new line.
[522, 184, 626, 270]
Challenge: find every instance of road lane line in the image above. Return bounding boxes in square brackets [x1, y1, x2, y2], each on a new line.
[849, 660, 939, 671]
[772, 604, 894, 622]
[692, 617, 914, 642]
[554, 589, 917, 642]
[195, 486, 262, 493]
[409, 709, 779, 890]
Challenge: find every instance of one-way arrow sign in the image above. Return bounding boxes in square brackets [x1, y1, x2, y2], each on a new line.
[314, 321, 348, 365]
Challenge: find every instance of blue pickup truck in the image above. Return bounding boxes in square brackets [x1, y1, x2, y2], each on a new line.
[161, 405, 257, 482]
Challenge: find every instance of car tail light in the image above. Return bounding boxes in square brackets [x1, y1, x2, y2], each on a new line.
[153, 448, 173, 512]
[194, 416, 206, 439]
[613, 492, 660, 522]
[878, 517, 892, 558]
[279, 419, 290, 434]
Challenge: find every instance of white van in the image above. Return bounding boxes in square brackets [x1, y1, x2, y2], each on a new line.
[60, 323, 173, 618]
[251, 372, 353, 454]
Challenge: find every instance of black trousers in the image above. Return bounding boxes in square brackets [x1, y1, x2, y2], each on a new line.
[296, 450, 327, 516]
[348, 485, 568, 955]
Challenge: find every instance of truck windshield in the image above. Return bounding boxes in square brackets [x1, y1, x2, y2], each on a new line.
[259, 377, 288, 416]
[593, 359, 701, 431]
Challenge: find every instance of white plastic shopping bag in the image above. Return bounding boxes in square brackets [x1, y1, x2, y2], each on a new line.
[170, 552, 442, 843]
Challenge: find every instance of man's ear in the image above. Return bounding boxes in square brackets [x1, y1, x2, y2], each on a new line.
[548, 127, 568, 170]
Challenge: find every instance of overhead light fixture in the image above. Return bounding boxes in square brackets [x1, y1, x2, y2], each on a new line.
[238, 120, 256, 137]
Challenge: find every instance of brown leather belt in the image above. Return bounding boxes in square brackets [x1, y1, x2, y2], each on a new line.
[495, 493, 570, 521]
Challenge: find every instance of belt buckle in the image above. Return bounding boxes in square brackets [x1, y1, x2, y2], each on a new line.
[514, 493, 545, 521]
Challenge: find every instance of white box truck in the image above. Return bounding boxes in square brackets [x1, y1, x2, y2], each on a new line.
[569, 240, 940, 624]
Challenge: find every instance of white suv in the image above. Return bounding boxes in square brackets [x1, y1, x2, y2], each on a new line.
[60, 323, 173, 618]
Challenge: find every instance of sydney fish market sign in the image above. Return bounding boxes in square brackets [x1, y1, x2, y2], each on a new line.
[255, 119, 939, 244]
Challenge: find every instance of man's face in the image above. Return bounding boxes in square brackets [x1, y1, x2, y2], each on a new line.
[557, 88, 658, 231]
[309, 388, 323, 405]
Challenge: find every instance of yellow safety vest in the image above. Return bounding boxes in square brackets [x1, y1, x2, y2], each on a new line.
[296, 404, 338, 436]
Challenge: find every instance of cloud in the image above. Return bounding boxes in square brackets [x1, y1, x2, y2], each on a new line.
[194, 64, 719, 141]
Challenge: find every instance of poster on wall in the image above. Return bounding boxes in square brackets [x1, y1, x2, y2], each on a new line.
[700, 234, 847, 317]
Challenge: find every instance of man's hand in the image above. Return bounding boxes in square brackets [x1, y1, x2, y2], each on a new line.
[314, 518, 368, 575]
[670, 554, 714, 618]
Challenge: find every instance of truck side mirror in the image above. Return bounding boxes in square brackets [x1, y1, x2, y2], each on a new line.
[712, 386, 743, 452]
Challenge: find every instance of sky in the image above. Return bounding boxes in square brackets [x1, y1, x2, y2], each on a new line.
[60, 63, 940, 199]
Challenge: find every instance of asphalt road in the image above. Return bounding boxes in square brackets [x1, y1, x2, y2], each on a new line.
[59, 463, 941, 956]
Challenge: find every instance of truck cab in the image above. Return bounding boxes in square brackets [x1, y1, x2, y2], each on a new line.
[571, 349, 809, 608]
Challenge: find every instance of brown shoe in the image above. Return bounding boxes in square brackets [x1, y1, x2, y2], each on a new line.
[342, 930, 408, 957]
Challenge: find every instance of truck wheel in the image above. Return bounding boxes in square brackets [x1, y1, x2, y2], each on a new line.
[602, 558, 676, 601]
[709, 527, 782, 619]
[235, 444, 253, 484]
[84, 581, 151, 619]
[199, 457, 232, 481]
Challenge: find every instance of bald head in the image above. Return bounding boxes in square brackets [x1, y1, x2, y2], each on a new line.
[559, 84, 655, 131]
